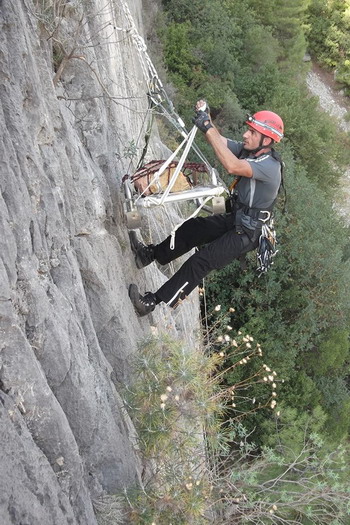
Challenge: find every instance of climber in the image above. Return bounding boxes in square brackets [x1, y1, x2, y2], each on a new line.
[128, 101, 284, 316]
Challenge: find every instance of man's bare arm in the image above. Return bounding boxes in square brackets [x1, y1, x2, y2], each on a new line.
[206, 127, 253, 178]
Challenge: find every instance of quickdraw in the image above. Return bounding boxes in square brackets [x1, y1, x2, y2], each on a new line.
[256, 218, 278, 276]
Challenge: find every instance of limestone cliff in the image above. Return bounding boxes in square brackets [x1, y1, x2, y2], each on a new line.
[0, 0, 200, 523]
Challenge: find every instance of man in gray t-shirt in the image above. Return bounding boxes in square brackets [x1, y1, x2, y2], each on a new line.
[227, 139, 281, 210]
[128, 105, 284, 316]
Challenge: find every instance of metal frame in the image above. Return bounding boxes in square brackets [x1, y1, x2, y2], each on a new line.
[124, 125, 228, 209]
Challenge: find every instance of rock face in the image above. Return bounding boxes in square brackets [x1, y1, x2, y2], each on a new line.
[0, 0, 200, 523]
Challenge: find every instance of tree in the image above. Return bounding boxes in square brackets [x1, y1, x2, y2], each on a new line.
[216, 411, 350, 524]
[244, 0, 310, 65]
[304, 328, 350, 377]
[306, 0, 350, 92]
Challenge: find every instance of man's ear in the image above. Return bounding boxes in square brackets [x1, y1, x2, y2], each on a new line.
[263, 136, 274, 147]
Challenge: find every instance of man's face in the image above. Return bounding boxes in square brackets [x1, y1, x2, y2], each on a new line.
[242, 127, 264, 150]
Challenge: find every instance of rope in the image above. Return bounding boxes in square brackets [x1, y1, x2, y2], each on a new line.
[125, 97, 151, 178]
[160, 126, 198, 204]
[119, 0, 215, 170]
[134, 134, 190, 203]
[201, 277, 210, 349]
[119, 0, 228, 252]
[120, 1, 160, 90]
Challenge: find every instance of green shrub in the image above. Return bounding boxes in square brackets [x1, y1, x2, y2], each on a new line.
[122, 326, 278, 523]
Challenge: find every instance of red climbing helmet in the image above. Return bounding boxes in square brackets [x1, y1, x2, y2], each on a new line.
[246, 111, 284, 143]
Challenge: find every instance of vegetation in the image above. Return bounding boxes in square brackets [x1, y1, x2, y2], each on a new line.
[121, 332, 350, 524]
[306, 0, 350, 93]
[121, 327, 277, 522]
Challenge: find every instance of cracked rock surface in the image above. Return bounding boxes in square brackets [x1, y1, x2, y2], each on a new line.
[0, 0, 200, 523]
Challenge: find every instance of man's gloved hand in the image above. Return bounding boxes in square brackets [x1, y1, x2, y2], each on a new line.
[192, 110, 214, 134]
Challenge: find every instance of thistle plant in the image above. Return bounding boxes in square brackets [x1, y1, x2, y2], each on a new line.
[203, 305, 281, 425]
[122, 334, 218, 523]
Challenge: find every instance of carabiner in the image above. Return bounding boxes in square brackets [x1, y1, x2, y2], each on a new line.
[259, 210, 271, 223]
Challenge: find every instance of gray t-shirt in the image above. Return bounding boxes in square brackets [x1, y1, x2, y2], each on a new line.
[227, 139, 281, 210]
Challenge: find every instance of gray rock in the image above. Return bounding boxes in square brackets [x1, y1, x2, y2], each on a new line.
[0, 0, 200, 523]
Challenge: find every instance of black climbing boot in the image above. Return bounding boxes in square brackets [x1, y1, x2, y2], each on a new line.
[129, 231, 155, 269]
[135, 244, 155, 269]
[129, 284, 157, 317]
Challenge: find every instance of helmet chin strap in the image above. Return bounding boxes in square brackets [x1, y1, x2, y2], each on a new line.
[248, 135, 273, 155]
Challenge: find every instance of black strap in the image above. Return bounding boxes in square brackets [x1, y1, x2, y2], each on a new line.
[269, 149, 287, 214]
[234, 147, 285, 216]
[239, 205, 273, 220]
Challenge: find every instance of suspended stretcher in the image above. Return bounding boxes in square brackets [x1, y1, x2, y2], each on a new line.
[123, 121, 228, 229]
[119, 1, 228, 230]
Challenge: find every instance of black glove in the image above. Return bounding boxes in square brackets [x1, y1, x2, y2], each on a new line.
[192, 110, 214, 134]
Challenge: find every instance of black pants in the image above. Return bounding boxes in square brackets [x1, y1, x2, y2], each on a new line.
[153, 213, 258, 307]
